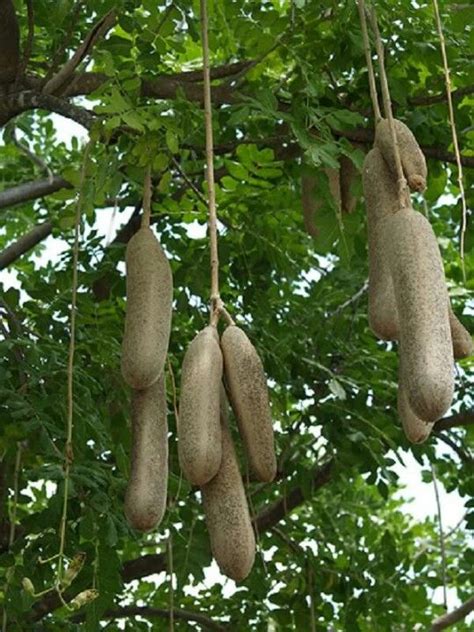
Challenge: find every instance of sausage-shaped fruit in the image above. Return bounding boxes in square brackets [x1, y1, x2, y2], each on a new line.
[178, 326, 223, 485]
[202, 392, 255, 582]
[449, 308, 473, 359]
[362, 147, 399, 340]
[124, 373, 168, 532]
[301, 169, 341, 238]
[375, 119, 427, 192]
[121, 227, 173, 390]
[221, 325, 276, 483]
[0, 0, 20, 85]
[398, 349, 433, 444]
[385, 208, 454, 422]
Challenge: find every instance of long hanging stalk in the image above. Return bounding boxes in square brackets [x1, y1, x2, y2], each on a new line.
[432, 0, 467, 275]
[56, 141, 92, 588]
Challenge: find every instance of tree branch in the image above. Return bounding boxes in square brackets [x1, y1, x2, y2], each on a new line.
[410, 84, 474, 106]
[0, 221, 52, 270]
[0, 176, 72, 210]
[1, 90, 95, 128]
[42, 9, 116, 95]
[434, 411, 474, 432]
[99, 606, 229, 631]
[431, 596, 474, 631]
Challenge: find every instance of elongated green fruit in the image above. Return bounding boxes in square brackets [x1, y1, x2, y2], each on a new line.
[124, 373, 168, 532]
[385, 208, 453, 422]
[362, 147, 399, 340]
[0, 0, 20, 85]
[375, 119, 427, 192]
[398, 350, 433, 444]
[178, 326, 223, 485]
[221, 325, 276, 483]
[202, 391, 255, 582]
[121, 227, 173, 389]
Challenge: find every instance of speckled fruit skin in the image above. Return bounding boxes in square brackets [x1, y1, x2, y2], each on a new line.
[398, 348, 434, 444]
[385, 209, 454, 422]
[449, 308, 473, 359]
[362, 147, 400, 340]
[124, 373, 168, 532]
[375, 119, 427, 192]
[178, 326, 223, 486]
[202, 392, 255, 582]
[121, 228, 173, 390]
[221, 325, 276, 483]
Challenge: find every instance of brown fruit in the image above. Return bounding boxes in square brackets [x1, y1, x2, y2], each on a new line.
[201, 390, 255, 582]
[398, 350, 433, 444]
[124, 373, 168, 532]
[178, 326, 223, 485]
[375, 119, 427, 192]
[121, 227, 173, 390]
[301, 169, 341, 238]
[385, 208, 453, 422]
[362, 147, 399, 340]
[221, 325, 276, 483]
[449, 308, 473, 359]
[0, 0, 20, 85]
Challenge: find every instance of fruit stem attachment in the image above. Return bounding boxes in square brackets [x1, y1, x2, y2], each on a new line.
[366, 5, 409, 210]
[432, 0, 467, 277]
[356, 0, 381, 123]
[200, 0, 221, 324]
[141, 165, 152, 229]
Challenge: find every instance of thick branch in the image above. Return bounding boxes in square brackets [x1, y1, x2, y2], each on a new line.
[0, 176, 72, 210]
[255, 460, 333, 532]
[0, 222, 52, 270]
[434, 410, 474, 432]
[410, 84, 474, 106]
[1, 91, 95, 129]
[99, 606, 229, 631]
[431, 596, 474, 631]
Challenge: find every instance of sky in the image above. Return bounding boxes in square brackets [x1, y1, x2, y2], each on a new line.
[0, 112, 470, 615]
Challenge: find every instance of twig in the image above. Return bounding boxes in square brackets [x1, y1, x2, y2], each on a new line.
[42, 9, 116, 95]
[430, 464, 448, 610]
[200, 0, 221, 327]
[437, 433, 472, 464]
[5, 124, 53, 181]
[432, 0, 468, 277]
[170, 156, 208, 207]
[356, 0, 382, 122]
[168, 534, 174, 632]
[367, 5, 409, 209]
[44, 1, 86, 83]
[329, 280, 368, 318]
